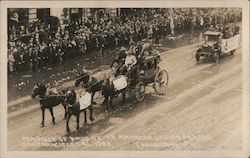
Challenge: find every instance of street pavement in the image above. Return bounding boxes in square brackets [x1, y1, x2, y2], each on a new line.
[7, 34, 243, 151]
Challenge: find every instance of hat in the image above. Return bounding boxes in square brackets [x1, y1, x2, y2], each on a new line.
[120, 47, 126, 51]
[130, 41, 135, 45]
[82, 66, 86, 71]
[125, 51, 133, 55]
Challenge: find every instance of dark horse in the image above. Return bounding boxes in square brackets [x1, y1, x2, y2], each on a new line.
[101, 64, 141, 112]
[75, 71, 103, 104]
[65, 89, 94, 133]
[31, 83, 67, 127]
[101, 77, 126, 112]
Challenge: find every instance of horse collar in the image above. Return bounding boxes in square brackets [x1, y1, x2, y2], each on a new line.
[69, 103, 73, 107]
[38, 96, 44, 100]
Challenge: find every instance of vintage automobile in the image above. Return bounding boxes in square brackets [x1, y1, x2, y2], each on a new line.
[195, 30, 240, 63]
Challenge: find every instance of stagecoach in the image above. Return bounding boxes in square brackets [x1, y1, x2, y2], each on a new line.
[74, 46, 169, 109]
[112, 53, 169, 102]
[33, 47, 168, 132]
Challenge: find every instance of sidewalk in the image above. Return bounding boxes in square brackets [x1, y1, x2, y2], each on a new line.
[8, 31, 200, 103]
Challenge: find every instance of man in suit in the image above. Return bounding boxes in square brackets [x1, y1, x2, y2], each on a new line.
[31, 49, 38, 71]
[23, 45, 30, 71]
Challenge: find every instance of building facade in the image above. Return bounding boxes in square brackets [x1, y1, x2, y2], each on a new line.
[27, 8, 118, 24]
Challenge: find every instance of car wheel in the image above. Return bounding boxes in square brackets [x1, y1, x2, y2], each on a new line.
[195, 53, 200, 63]
[214, 52, 220, 63]
[230, 50, 235, 56]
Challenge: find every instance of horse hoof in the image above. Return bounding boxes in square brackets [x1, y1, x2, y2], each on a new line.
[40, 124, 45, 128]
[76, 129, 79, 132]
[52, 122, 56, 126]
[90, 118, 94, 121]
[66, 129, 70, 133]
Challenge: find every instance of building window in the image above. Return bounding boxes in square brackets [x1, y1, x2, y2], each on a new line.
[71, 8, 79, 14]
[37, 8, 50, 21]
[69, 8, 82, 24]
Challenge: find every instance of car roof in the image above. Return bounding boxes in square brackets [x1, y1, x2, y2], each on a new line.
[204, 31, 221, 36]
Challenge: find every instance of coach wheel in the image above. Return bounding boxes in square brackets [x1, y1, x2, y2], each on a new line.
[154, 70, 168, 95]
[134, 82, 145, 102]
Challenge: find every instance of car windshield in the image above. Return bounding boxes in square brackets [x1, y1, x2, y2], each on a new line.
[204, 35, 219, 42]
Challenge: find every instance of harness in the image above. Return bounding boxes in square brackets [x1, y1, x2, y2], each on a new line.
[38, 96, 44, 101]
[75, 72, 91, 81]
[68, 103, 74, 108]
[38, 94, 65, 103]
[86, 80, 100, 90]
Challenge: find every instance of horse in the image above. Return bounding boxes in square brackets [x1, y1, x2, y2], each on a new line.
[101, 76, 127, 112]
[31, 83, 67, 127]
[64, 89, 94, 133]
[75, 71, 90, 87]
[75, 71, 103, 105]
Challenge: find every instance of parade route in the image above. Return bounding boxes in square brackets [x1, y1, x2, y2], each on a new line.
[7, 41, 242, 151]
[7, 40, 200, 109]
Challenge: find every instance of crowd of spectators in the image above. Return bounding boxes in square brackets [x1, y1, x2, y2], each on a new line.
[8, 8, 242, 73]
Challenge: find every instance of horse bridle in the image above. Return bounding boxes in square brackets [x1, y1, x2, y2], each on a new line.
[66, 90, 74, 108]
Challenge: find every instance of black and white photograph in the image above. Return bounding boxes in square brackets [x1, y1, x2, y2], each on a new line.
[0, 0, 249, 158]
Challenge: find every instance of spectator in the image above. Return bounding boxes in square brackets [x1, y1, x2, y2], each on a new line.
[7, 8, 242, 73]
[8, 50, 15, 72]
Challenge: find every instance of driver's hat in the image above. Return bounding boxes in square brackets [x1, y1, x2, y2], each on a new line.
[130, 41, 135, 45]
[125, 51, 133, 55]
[120, 47, 126, 52]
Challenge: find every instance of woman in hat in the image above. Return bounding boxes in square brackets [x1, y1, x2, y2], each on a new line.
[125, 50, 137, 71]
